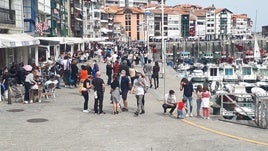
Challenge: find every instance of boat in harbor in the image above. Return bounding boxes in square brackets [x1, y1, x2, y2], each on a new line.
[237, 64, 257, 83]
[189, 69, 207, 82]
[205, 63, 223, 82]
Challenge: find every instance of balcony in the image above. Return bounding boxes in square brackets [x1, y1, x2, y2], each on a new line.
[0, 7, 15, 25]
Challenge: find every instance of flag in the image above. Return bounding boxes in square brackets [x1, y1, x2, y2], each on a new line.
[35, 22, 43, 35]
[42, 19, 49, 31]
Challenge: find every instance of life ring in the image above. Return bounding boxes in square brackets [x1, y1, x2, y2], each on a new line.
[258, 75, 264, 81]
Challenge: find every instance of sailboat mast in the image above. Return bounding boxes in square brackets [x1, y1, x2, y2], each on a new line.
[254, 10, 257, 33]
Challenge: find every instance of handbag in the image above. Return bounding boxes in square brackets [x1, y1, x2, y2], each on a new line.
[79, 84, 83, 93]
[94, 91, 98, 99]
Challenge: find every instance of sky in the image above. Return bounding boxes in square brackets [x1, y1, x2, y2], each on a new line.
[166, 0, 267, 32]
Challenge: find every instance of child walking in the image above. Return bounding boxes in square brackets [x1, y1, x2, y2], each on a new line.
[201, 85, 211, 119]
[177, 98, 187, 119]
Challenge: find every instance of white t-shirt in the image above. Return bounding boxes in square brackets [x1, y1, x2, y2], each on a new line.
[112, 53, 118, 63]
[133, 79, 144, 95]
[165, 94, 176, 104]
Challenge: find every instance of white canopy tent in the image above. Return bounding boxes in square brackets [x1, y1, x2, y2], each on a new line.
[0, 33, 40, 48]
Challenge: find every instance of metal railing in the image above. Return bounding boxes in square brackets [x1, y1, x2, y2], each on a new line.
[214, 92, 268, 128]
[0, 7, 15, 25]
[255, 96, 268, 129]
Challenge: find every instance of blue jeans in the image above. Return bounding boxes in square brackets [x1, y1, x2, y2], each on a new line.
[196, 99, 202, 116]
[183, 95, 193, 114]
[177, 110, 184, 119]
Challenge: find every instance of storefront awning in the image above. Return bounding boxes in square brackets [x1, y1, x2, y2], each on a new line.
[36, 37, 84, 45]
[0, 33, 40, 48]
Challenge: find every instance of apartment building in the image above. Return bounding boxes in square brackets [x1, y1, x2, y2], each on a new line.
[193, 10, 206, 40]
[113, 7, 145, 41]
[166, 10, 181, 39]
[83, 0, 101, 39]
[100, 7, 115, 41]
[204, 5, 216, 40]
[232, 14, 252, 39]
[215, 8, 233, 40]
[105, 0, 148, 7]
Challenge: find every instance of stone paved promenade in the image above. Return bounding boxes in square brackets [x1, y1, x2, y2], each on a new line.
[0, 59, 267, 151]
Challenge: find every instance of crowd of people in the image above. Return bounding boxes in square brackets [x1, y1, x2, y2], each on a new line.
[0, 43, 212, 119]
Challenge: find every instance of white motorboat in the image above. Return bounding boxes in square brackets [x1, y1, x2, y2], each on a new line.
[237, 65, 257, 83]
[205, 63, 223, 82]
[189, 69, 207, 82]
[256, 64, 268, 82]
[177, 63, 191, 72]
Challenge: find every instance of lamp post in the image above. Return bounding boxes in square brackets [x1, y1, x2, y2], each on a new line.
[161, 0, 166, 99]
[145, 10, 151, 56]
[173, 43, 176, 65]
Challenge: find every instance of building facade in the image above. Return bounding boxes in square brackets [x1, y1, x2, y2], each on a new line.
[114, 7, 145, 41]
[215, 8, 233, 40]
[232, 14, 252, 39]
[105, 0, 148, 7]
[83, 0, 101, 39]
[0, 0, 40, 68]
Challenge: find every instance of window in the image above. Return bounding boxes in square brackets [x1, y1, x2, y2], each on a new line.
[125, 13, 131, 32]
[137, 14, 139, 19]
[24, 22, 30, 31]
[225, 68, 233, 75]
[242, 67, 251, 75]
[210, 68, 218, 76]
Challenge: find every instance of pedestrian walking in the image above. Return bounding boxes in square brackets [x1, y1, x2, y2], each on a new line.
[110, 74, 120, 115]
[131, 72, 145, 117]
[62, 56, 71, 87]
[180, 78, 194, 117]
[92, 60, 99, 78]
[70, 60, 79, 88]
[119, 70, 131, 112]
[152, 61, 160, 89]
[82, 75, 93, 113]
[143, 59, 153, 88]
[106, 61, 113, 85]
[92, 71, 106, 114]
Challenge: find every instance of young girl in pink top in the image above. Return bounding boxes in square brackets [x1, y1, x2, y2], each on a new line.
[201, 85, 211, 119]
